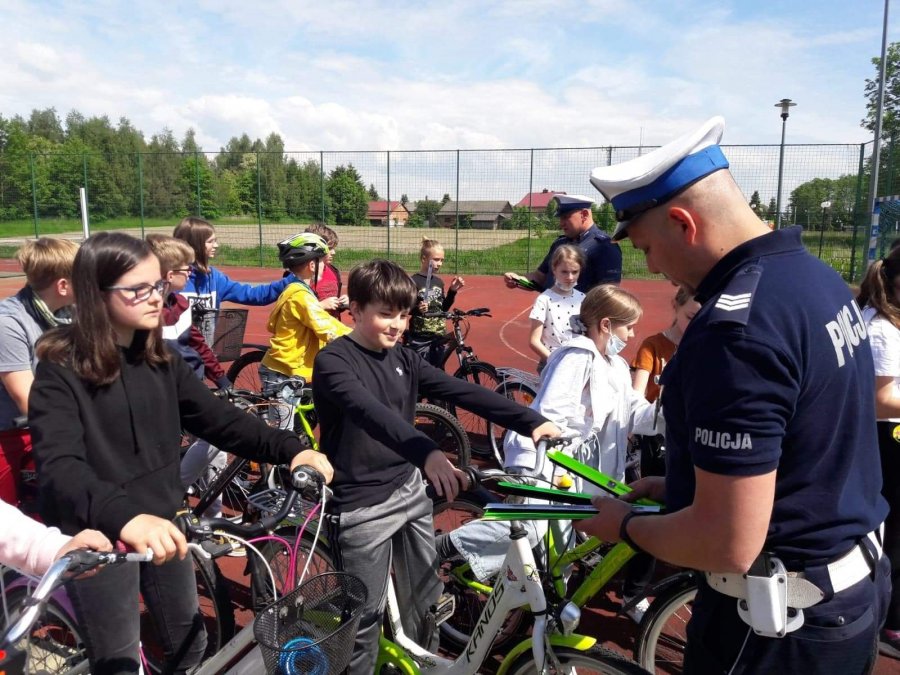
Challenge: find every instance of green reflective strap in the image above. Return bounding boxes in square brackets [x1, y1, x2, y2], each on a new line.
[546, 449, 661, 507]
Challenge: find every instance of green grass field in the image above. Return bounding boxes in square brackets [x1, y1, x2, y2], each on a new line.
[0, 221, 867, 282]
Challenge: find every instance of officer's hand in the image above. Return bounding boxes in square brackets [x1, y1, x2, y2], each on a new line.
[120, 514, 188, 565]
[575, 495, 632, 542]
[424, 450, 469, 501]
[622, 476, 666, 504]
[503, 272, 521, 289]
[290, 450, 334, 485]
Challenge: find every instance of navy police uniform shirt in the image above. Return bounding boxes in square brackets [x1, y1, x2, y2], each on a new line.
[538, 225, 623, 292]
[661, 226, 887, 566]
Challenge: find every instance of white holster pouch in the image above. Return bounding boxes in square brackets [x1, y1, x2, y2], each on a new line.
[706, 554, 824, 638]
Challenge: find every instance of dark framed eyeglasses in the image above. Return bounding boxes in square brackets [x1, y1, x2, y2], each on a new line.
[103, 279, 170, 301]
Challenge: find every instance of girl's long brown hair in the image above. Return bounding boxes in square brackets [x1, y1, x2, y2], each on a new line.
[173, 217, 216, 273]
[37, 232, 169, 386]
[858, 248, 900, 330]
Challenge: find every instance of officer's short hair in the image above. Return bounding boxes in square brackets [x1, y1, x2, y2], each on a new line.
[580, 284, 642, 330]
[16, 237, 79, 291]
[348, 259, 416, 312]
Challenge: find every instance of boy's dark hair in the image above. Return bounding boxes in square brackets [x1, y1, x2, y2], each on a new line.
[348, 259, 416, 311]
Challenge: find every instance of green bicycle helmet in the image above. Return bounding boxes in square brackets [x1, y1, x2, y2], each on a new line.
[277, 232, 329, 269]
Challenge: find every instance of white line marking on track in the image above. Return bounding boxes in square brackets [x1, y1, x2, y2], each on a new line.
[500, 306, 538, 364]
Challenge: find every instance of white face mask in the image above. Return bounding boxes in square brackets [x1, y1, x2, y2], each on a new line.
[605, 333, 627, 357]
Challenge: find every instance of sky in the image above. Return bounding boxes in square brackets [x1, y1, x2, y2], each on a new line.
[1, 0, 897, 156]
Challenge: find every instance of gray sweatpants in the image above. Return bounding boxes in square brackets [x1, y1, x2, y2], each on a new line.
[337, 469, 442, 674]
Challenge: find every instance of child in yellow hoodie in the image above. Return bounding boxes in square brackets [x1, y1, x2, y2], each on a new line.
[259, 233, 351, 427]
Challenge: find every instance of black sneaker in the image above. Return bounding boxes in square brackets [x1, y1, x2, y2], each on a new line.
[879, 629, 900, 659]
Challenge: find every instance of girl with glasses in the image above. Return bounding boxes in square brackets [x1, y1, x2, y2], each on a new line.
[28, 232, 333, 675]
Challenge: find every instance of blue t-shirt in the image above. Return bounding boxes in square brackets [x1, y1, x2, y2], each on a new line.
[661, 227, 887, 566]
[538, 225, 622, 292]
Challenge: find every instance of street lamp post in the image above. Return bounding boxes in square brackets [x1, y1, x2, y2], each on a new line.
[774, 98, 796, 229]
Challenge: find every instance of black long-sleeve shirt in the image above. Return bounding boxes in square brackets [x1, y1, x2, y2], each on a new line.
[313, 336, 547, 512]
[29, 344, 304, 539]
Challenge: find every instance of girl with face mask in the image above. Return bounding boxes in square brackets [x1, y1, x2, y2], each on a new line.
[439, 284, 663, 582]
[527, 245, 585, 372]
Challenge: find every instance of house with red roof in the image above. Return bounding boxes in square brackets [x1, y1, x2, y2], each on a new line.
[516, 189, 566, 213]
[367, 201, 410, 227]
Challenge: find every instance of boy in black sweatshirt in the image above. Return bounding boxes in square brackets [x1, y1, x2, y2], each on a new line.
[312, 259, 559, 674]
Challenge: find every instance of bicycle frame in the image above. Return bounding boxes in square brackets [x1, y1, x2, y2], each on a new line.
[375, 524, 596, 674]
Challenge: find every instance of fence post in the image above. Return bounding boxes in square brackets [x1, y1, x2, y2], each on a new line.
[29, 152, 38, 238]
[320, 152, 326, 222]
[256, 151, 263, 267]
[82, 152, 88, 225]
[527, 148, 534, 272]
[386, 150, 391, 260]
[849, 142, 867, 281]
[137, 153, 145, 237]
[455, 150, 460, 272]
[195, 149, 201, 216]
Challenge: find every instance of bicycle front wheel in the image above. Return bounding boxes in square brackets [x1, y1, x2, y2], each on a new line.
[506, 645, 649, 674]
[226, 349, 265, 392]
[450, 361, 500, 458]
[635, 577, 697, 674]
[2, 588, 87, 674]
[414, 402, 471, 469]
[487, 380, 538, 467]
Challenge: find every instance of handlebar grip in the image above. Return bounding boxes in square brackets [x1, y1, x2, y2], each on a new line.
[292, 465, 325, 501]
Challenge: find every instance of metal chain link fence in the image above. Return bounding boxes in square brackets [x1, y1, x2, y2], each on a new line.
[0, 142, 889, 281]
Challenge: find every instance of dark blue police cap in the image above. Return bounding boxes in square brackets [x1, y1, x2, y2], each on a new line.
[553, 194, 595, 217]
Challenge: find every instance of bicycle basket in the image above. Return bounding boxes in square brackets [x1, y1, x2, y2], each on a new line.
[194, 308, 248, 363]
[253, 572, 367, 675]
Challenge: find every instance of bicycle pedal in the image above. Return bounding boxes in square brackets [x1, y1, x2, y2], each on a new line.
[581, 551, 604, 569]
[432, 592, 456, 627]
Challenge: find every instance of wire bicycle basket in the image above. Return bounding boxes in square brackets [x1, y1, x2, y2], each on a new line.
[253, 572, 367, 675]
[194, 308, 249, 363]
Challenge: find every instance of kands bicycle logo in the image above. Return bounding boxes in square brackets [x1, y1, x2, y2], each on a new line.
[466, 578, 505, 660]
[395, 367, 403, 376]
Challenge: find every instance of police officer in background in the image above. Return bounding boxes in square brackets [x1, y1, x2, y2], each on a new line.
[503, 194, 622, 292]
[577, 117, 889, 673]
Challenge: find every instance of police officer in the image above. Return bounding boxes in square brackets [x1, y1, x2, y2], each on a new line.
[577, 117, 889, 673]
[503, 194, 622, 293]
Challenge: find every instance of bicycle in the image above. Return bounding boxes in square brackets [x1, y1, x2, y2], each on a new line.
[437, 440, 688, 667]
[415, 307, 501, 456]
[373, 450, 649, 674]
[0, 549, 153, 675]
[632, 573, 697, 674]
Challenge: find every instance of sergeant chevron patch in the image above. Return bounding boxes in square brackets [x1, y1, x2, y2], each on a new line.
[715, 293, 752, 311]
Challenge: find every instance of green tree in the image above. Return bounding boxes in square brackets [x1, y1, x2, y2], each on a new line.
[400, 193, 409, 206]
[766, 197, 777, 220]
[259, 133, 288, 220]
[504, 205, 533, 230]
[789, 174, 858, 230]
[414, 197, 442, 226]
[748, 190, 763, 216]
[27, 108, 64, 144]
[367, 183, 380, 200]
[326, 164, 368, 225]
[863, 42, 900, 138]
[441, 193, 451, 205]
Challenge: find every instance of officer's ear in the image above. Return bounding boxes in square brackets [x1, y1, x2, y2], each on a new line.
[667, 206, 698, 245]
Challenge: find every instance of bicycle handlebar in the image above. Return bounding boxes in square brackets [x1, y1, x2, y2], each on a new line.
[0, 549, 152, 648]
[421, 307, 491, 320]
[175, 465, 325, 554]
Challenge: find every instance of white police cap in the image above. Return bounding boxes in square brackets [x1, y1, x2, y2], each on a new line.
[589, 116, 728, 240]
[552, 194, 595, 217]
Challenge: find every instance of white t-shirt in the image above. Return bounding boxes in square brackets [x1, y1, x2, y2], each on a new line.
[529, 287, 585, 353]
[864, 307, 900, 422]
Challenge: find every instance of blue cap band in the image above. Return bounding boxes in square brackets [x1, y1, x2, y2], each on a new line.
[610, 145, 729, 220]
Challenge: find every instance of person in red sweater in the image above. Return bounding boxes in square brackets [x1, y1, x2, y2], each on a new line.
[304, 223, 348, 318]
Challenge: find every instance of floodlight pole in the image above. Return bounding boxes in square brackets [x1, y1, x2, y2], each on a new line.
[866, 0, 891, 268]
[774, 98, 796, 229]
